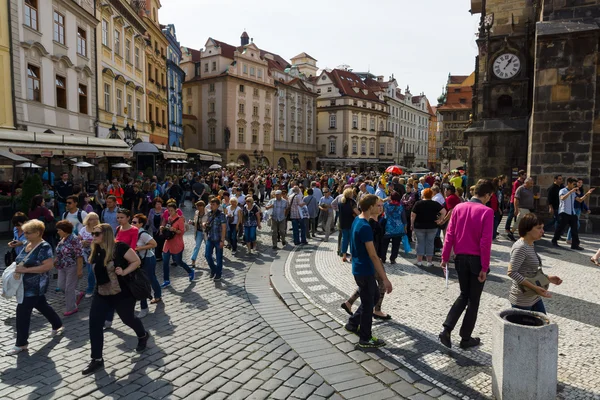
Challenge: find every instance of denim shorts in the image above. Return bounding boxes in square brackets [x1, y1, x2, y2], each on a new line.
[244, 226, 257, 242]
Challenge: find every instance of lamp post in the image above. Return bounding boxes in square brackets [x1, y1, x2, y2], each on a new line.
[253, 149, 264, 167]
[108, 123, 119, 139]
[123, 123, 138, 147]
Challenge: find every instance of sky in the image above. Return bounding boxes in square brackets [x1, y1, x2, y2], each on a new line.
[160, 0, 480, 103]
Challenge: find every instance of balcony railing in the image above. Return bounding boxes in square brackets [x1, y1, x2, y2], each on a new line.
[378, 130, 394, 137]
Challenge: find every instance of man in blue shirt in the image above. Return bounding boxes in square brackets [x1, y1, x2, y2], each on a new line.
[552, 177, 594, 250]
[345, 194, 393, 349]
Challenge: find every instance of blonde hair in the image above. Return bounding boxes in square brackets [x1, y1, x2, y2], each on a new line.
[83, 212, 99, 227]
[22, 219, 44, 235]
[88, 223, 115, 266]
[340, 188, 354, 204]
[230, 198, 238, 205]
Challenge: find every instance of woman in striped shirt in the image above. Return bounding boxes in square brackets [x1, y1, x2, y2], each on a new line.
[508, 213, 563, 314]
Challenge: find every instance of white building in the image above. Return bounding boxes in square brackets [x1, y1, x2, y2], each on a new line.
[396, 87, 430, 168]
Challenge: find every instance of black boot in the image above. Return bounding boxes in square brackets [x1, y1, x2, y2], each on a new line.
[136, 331, 150, 352]
[82, 359, 104, 375]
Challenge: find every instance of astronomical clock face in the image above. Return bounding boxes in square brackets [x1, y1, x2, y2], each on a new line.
[493, 53, 521, 79]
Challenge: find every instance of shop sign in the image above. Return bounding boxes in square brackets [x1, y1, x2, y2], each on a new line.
[41, 151, 53, 157]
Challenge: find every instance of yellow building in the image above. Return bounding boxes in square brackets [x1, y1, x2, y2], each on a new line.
[96, 0, 150, 142]
[140, 0, 168, 145]
[0, 0, 14, 129]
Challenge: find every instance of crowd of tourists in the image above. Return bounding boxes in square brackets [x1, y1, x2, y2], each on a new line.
[2, 165, 593, 365]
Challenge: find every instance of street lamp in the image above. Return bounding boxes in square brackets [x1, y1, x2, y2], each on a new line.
[253, 149, 264, 166]
[123, 123, 138, 147]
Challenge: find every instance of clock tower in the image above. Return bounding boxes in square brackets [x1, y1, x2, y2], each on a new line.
[465, 0, 536, 181]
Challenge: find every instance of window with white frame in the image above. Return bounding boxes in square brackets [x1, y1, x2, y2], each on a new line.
[204, 63, 209, 72]
[53, 12, 65, 44]
[329, 138, 336, 154]
[125, 39, 131, 63]
[253, 106, 258, 117]
[252, 128, 258, 143]
[55, 75, 66, 108]
[127, 94, 132, 118]
[116, 89, 122, 115]
[379, 143, 385, 155]
[238, 127, 244, 143]
[25, 0, 38, 30]
[134, 46, 140, 69]
[104, 83, 110, 112]
[77, 27, 87, 57]
[239, 103, 245, 114]
[352, 140, 357, 154]
[352, 115, 358, 129]
[209, 126, 216, 143]
[370, 118, 375, 131]
[209, 102, 215, 112]
[250, 67, 255, 76]
[264, 128, 270, 143]
[209, 83, 215, 92]
[103, 21, 109, 46]
[329, 114, 336, 128]
[243, 64, 248, 74]
[212, 61, 216, 71]
[361, 141, 366, 155]
[136, 98, 141, 119]
[114, 30, 120, 55]
[78, 84, 88, 114]
[369, 141, 374, 155]
[257, 69, 263, 78]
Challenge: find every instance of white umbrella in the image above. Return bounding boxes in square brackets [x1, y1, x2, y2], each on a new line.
[226, 162, 241, 168]
[16, 162, 42, 168]
[74, 161, 94, 168]
[209, 164, 222, 170]
[112, 163, 132, 168]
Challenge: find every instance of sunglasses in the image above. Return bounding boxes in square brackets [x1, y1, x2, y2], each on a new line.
[92, 232, 103, 237]
[132, 220, 139, 224]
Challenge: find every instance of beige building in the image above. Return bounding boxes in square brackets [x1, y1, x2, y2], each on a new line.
[315, 68, 392, 171]
[96, 0, 150, 143]
[182, 32, 318, 168]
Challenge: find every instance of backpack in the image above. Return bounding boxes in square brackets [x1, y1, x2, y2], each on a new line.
[63, 209, 83, 224]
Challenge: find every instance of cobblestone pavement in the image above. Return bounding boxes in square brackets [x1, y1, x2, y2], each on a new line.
[284, 225, 600, 400]
[0, 203, 346, 400]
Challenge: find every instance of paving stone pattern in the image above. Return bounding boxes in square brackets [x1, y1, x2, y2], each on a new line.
[0, 204, 338, 400]
[284, 226, 600, 400]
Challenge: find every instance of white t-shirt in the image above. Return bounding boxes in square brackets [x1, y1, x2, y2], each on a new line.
[237, 194, 246, 206]
[136, 229, 155, 259]
[433, 193, 445, 206]
[64, 209, 87, 235]
[227, 205, 240, 225]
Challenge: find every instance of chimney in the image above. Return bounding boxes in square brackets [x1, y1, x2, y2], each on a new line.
[241, 31, 249, 46]
[377, 75, 383, 82]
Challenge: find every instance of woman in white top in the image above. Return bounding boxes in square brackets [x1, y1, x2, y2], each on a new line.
[226, 198, 242, 254]
[79, 212, 100, 297]
[132, 214, 160, 317]
[190, 201, 208, 267]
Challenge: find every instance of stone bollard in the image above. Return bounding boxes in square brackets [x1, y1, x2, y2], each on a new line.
[492, 309, 558, 400]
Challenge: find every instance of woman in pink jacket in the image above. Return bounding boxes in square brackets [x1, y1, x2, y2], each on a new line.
[160, 203, 194, 287]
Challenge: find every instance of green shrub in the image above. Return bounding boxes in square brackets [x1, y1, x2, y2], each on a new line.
[20, 174, 43, 213]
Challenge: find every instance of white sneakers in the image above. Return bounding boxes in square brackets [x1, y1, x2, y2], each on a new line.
[48, 326, 64, 338]
[137, 309, 149, 319]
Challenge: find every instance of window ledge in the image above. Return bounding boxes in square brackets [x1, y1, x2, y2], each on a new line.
[77, 53, 90, 62]
[23, 24, 41, 36]
[53, 40, 68, 50]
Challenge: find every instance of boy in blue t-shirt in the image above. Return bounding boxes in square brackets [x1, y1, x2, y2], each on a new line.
[345, 194, 393, 348]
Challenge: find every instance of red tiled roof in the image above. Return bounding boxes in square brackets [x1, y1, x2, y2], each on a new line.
[182, 114, 197, 120]
[395, 89, 405, 100]
[182, 47, 201, 62]
[412, 95, 422, 104]
[326, 69, 386, 103]
[210, 38, 237, 59]
[262, 51, 290, 71]
[449, 75, 469, 84]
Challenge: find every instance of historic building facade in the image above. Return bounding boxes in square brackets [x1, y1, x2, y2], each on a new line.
[315, 68, 392, 171]
[139, 0, 168, 145]
[96, 0, 149, 142]
[163, 24, 184, 148]
[427, 103, 439, 171]
[397, 88, 431, 168]
[10, 0, 98, 135]
[0, 0, 13, 129]
[437, 73, 474, 171]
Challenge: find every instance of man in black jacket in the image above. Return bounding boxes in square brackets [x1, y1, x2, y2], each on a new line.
[55, 172, 73, 217]
[545, 175, 563, 231]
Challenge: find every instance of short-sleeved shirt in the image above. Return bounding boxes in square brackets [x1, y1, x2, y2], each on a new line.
[289, 193, 304, 220]
[243, 204, 261, 227]
[16, 241, 53, 297]
[136, 229, 155, 259]
[79, 225, 93, 260]
[412, 200, 443, 230]
[450, 176, 463, 189]
[339, 198, 357, 230]
[318, 196, 334, 214]
[267, 198, 288, 222]
[350, 217, 375, 276]
[206, 210, 227, 242]
[65, 209, 87, 235]
[163, 216, 185, 254]
[102, 208, 119, 233]
[515, 185, 534, 210]
[55, 234, 83, 270]
[558, 187, 576, 215]
[116, 225, 140, 250]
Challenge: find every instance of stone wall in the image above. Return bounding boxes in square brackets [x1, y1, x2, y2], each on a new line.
[528, 24, 599, 209]
[468, 128, 528, 181]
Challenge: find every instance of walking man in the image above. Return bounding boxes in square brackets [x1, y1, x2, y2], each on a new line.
[552, 177, 594, 251]
[439, 179, 494, 350]
[509, 177, 535, 241]
[204, 198, 227, 280]
[289, 186, 307, 245]
[545, 175, 563, 231]
[319, 189, 334, 240]
[345, 194, 393, 349]
[55, 172, 73, 217]
[265, 190, 288, 250]
[505, 170, 526, 241]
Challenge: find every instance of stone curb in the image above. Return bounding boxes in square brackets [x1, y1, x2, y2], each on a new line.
[267, 243, 460, 400]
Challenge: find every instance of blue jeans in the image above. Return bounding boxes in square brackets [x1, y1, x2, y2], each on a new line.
[205, 239, 223, 277]
[228, 224, 238, 251]
[544, 209, 559, 232]
[512, 300, 546, 315]
[341, 229, 351, 256]
[504, 203, 515, 231]
[244, 226, 257, 243]
[162, 251, 192, 282]
[86, 262, 95, 295]
[291, 219, 306, 245]
[415, 228, 438, 257]
[567, 208, 581, 240]
[140, 256, 161, 309]
[57, 201, 66, 218]
[191, 231, 204, 262]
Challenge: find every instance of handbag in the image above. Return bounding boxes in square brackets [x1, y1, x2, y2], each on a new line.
[123, 267, 152, 300]
[521, 269, 550, 294]
[96, 260, 122, 296]
[4, 248, 16, 268]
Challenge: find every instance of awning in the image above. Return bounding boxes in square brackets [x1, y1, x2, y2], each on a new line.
[0, 129, 132, 158]
[0, 150, 31, 162]
[131, 142, 160, 153]
[185, 148, 222, 162]
[161, 151, 188, 160]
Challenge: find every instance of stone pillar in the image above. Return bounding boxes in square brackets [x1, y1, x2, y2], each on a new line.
[528, 22, 600, 211]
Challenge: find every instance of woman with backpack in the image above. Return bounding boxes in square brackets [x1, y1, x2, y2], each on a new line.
[132, 214, 160, 316]
[82, 223, 148, 375]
